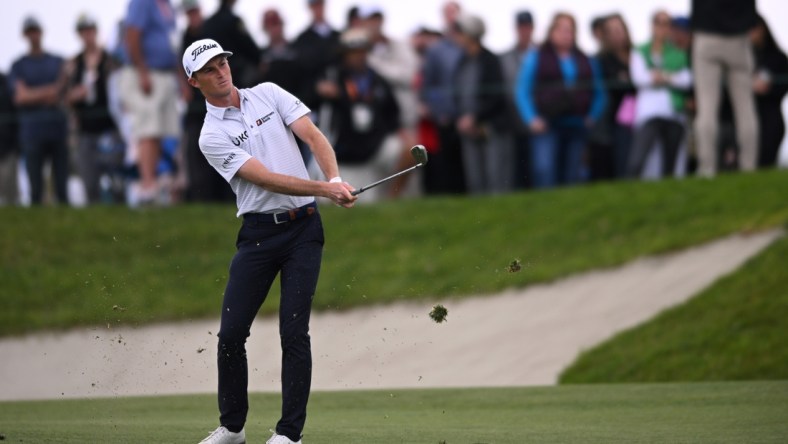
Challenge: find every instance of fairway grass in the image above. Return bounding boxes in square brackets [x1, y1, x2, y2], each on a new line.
[0, 382, 785, 443]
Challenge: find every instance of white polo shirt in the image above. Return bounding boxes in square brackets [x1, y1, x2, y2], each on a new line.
[199, 83, 315, 217]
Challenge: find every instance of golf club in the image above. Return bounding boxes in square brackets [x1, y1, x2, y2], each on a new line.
[351, 145, 429, 196]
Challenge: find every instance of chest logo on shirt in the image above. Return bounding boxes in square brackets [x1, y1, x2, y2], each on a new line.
[232, 131, 249, 146]
[255, 112, 275, 126]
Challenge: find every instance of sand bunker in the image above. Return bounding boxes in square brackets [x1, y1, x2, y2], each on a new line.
[0, 230, 781, 401]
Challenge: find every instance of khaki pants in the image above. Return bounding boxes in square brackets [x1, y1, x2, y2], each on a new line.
[118, 67, 180, 140]
[692, 32, 758, 176]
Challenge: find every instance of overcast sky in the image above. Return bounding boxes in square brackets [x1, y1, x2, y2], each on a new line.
[3, 0, 788, 71]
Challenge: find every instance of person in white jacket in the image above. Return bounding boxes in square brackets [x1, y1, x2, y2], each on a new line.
[628, 11, 692, 178]
[359, 5, 421, 197]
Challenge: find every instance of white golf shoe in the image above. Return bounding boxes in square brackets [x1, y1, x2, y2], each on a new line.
[198, 426, 246, 444]
[266, 430, 302, 444]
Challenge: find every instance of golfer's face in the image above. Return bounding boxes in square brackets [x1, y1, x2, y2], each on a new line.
[194, 56, 232, 98]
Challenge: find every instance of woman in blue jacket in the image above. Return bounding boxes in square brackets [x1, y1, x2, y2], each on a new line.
[516, 12, 606, 188]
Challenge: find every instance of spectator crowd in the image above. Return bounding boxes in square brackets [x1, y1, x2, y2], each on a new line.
[0, 0, 785, 207]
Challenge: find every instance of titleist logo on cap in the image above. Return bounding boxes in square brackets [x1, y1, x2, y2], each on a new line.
[191, 43, 218, 61]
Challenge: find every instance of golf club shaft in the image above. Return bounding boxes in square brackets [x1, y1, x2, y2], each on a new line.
[351, 164, 423, 196]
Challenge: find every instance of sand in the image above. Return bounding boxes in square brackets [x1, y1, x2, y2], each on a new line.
[0, 229, 781, 401]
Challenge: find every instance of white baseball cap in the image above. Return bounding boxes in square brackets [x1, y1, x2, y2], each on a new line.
[358, 5, 384, 19]
[182, 39, 233, 78]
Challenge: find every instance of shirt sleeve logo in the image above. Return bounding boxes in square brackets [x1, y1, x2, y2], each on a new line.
[221, 152, 236, 168]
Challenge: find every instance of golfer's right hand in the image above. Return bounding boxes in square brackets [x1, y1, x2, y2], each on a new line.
[326, 182, 357, 208]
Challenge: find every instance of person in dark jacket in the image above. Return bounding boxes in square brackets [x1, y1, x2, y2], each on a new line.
[259, 9, 303, 96]
[180, 0, 233, 202]
[293, 0, 341, 112]
[201, 0, 260, 88]
[750, 14, 788, 168]
[591, 14, 637, 180]
[515, 12, 606, 189]
[315, 28, 401, 202]
[691, 0, 759, 176]
[452, 13, 513, 194]
[67, 14, 123, 204]
[419, 1, 466, 195]
[0, 72, 18, 205]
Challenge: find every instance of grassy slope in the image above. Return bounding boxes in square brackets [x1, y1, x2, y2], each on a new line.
[0, 382, 786, 443]
[560, 232, 788, 384]
[1, 171, 786, 336]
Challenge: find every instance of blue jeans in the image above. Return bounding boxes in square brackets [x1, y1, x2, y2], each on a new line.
[529, 125, 588, 188]
[218, 206, 324, 441]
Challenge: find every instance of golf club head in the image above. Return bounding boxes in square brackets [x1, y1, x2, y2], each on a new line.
[411, 145, 429, 166]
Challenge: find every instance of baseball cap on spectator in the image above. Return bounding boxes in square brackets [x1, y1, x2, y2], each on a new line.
[181, 0, 200, 12]
[359, 5, 384, 19]
[182, 38, 233, 78]
[340, 28, 372, 51]
[22, 16, 42, 33]
[516, 11, 533, 26]
[76, 13, 98, 31]
[671, 16, 691, 30]
[454, 13, 485, 40]
[263, 9, 283, 27]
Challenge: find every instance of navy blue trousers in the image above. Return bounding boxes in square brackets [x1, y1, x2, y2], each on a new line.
[218, 208, 324, 441]
[22, 136, 69, 204]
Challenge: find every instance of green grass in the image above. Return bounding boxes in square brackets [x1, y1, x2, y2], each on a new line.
[560, 230, 788, 384]
[0, 382, 786, 443]
[1, 170, 787, 336]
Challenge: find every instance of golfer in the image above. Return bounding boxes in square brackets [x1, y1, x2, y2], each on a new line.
[184, 39, 357, 444]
